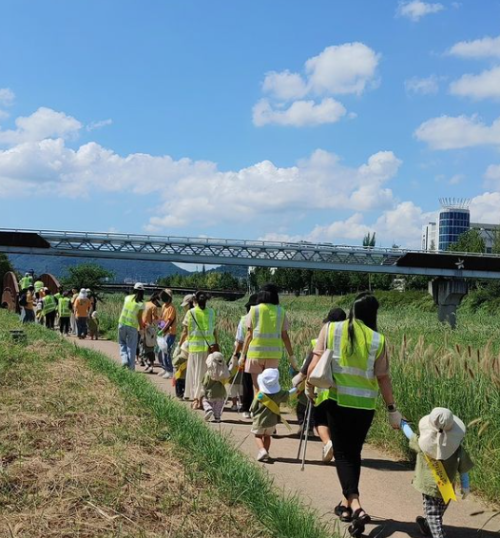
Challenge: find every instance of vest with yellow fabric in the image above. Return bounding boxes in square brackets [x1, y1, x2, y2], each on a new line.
[247, 304, 285, 360]
[325, 320, 384, 410]
[43, 295, 57, 315]
[58, 297, 72, 317]
[187, 306, 215, 353]
[34, 281, 44, 293]
[19, 276, 33, 290]
[119, 295, 144, 330]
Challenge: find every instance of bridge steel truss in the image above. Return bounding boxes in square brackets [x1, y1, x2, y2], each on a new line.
[2, 228, 500, 280]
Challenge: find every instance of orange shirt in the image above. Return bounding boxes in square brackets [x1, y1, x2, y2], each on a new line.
[142, 301, 160, 325]
[161, 304, 177, 335]
[74, 297, 91, 318]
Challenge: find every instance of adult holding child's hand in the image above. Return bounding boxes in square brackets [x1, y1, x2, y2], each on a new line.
[307, 292, 401, 537]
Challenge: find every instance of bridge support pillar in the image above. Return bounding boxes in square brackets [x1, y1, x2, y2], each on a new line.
[429, 277, 468, 329]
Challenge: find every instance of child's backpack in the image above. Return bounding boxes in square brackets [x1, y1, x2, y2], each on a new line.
[19, 293, 27, 307]
[144, 326, 157, 348]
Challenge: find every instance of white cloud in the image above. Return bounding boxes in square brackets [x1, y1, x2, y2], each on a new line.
[307, 214, 373, 243]
[262, 70, 308, 100]
[449, 66, 500, 101]
[405, 75, 440, 95]
[415, 114, 500, 150]
[304, 43, 380, 96]
[254, 42, 380, 127]
[86, 119, 113, 132]
[484, 165, 500, 190]
[397, 1, 444, 22]
[0, 110, 9, 122]
[0, 88, 15, 107]
[470, 192, 500, 223]
[252, 98, 347, 127]
[0, 107, 82, 145]
[448, 35, 500, 59]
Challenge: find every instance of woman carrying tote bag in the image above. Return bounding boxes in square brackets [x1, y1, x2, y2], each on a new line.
[306, 292, 402, 537]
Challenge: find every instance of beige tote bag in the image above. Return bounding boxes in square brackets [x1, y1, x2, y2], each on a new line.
[308, 323, 335, 388]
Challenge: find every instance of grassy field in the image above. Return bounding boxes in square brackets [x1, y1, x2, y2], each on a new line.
[0, 311, 335, 538]
[99, 291, 500, 504]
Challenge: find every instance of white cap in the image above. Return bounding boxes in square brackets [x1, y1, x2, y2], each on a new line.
[181, 294, 194, 307]
[25, 272, 30, 276]
[134, 282, 145, 291]
[257, 368, 281, 395]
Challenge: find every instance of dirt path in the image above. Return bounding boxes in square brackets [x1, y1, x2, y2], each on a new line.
[76, 338, 498, 538]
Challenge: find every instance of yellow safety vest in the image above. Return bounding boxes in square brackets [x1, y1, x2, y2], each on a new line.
[247, 304, 285, 360]
[119, 295, 144, 330]
[187, 306, 215, 353]
[19, 276, 32, 290]
[325, 320, 384, 410]
[43, 295, 57, 315]
[34, 281, 44, 293]
[58, 297, 72, 317]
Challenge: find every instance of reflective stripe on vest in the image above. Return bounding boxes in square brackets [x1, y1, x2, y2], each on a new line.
[187, 307, 215, 353]
[119, 295, 144, 329]
[58, 297, 71, 317]
[326, 320, 384, 410]
[247, 304, 285, 360]
[43, 295, 57, 315]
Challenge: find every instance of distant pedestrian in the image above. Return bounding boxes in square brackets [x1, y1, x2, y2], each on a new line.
[74, 288, 91, 339]
[58, 291, 72, 335]
[202, 352, 229, 422]
[180, 291, 218, 409]
[401, 408, 473, 538]
[88, 311, 100, 340]
[242, 284, 298, 389]
[42, 289, 57, 329]
[172, 341, 189, 399]
[231, 293, 258, 419]
[306, 293, 401, 536]
[250, 368, 289, 462]
[158, 289, 176, 379]
[22, 286, 35, 324]
[118, 283, 145, 370]
[70, 288, 78, 334]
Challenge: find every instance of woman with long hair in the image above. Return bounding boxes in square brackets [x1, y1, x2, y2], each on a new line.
[241, 283, 297, 389]
[180, 291, 218, 409]
[307, 292, 402, 536]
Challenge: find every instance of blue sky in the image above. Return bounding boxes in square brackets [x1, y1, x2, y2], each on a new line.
[1, 0, 500, 248]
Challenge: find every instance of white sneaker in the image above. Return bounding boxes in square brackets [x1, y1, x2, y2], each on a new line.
[162, 371, 173, 379]
[242, 412, 251, 419]
[322, 440, 334, 462]
[204, 410, 214, 422]
[256, 449, 269, 462]
[144, 365, 151, 373]
[230, 404, 238, 412]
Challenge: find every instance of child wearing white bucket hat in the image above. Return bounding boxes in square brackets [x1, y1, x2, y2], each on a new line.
[201, 352, 229, 422]
[401, 407, 473, 538]
[250, 368, 289, 462]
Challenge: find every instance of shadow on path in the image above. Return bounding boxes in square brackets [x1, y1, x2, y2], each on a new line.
[367, 518, 499, 538]
[271, 456, 408, 472]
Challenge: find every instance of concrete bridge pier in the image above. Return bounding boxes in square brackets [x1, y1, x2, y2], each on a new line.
[429, 277, 468, 329]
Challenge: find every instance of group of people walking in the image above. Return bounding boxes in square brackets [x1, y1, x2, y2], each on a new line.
[17, 273, 98, 338]
[117, 283, 473, 538]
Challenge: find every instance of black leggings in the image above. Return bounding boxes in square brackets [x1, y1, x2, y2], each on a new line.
[327, 401, 374, 498]
[240, 372, 254, 412]
[59, 317, 70, 334]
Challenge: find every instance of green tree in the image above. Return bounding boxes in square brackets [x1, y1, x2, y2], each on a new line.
[362, 232, 376, 248]
[449, 229, 485, 253]
[492, 229, 500, 255]
[60, 264, 114, 296]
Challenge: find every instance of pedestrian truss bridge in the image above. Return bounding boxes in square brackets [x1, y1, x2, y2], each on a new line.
[2, 228, 500, 280]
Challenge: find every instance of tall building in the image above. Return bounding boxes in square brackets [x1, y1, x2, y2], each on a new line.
[437, 198, 471, 251]
[421, 198, 500, 253]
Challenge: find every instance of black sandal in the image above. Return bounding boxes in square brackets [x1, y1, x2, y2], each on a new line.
[334, 502, 353, 522]
[348, 509, 371, 538]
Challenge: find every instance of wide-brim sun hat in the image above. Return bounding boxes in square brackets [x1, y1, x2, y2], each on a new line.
[257, 368, 281, 395]
[418, 407, 466, 461]
[181, 294, 194, 307]
[133, 282, 145, 291]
